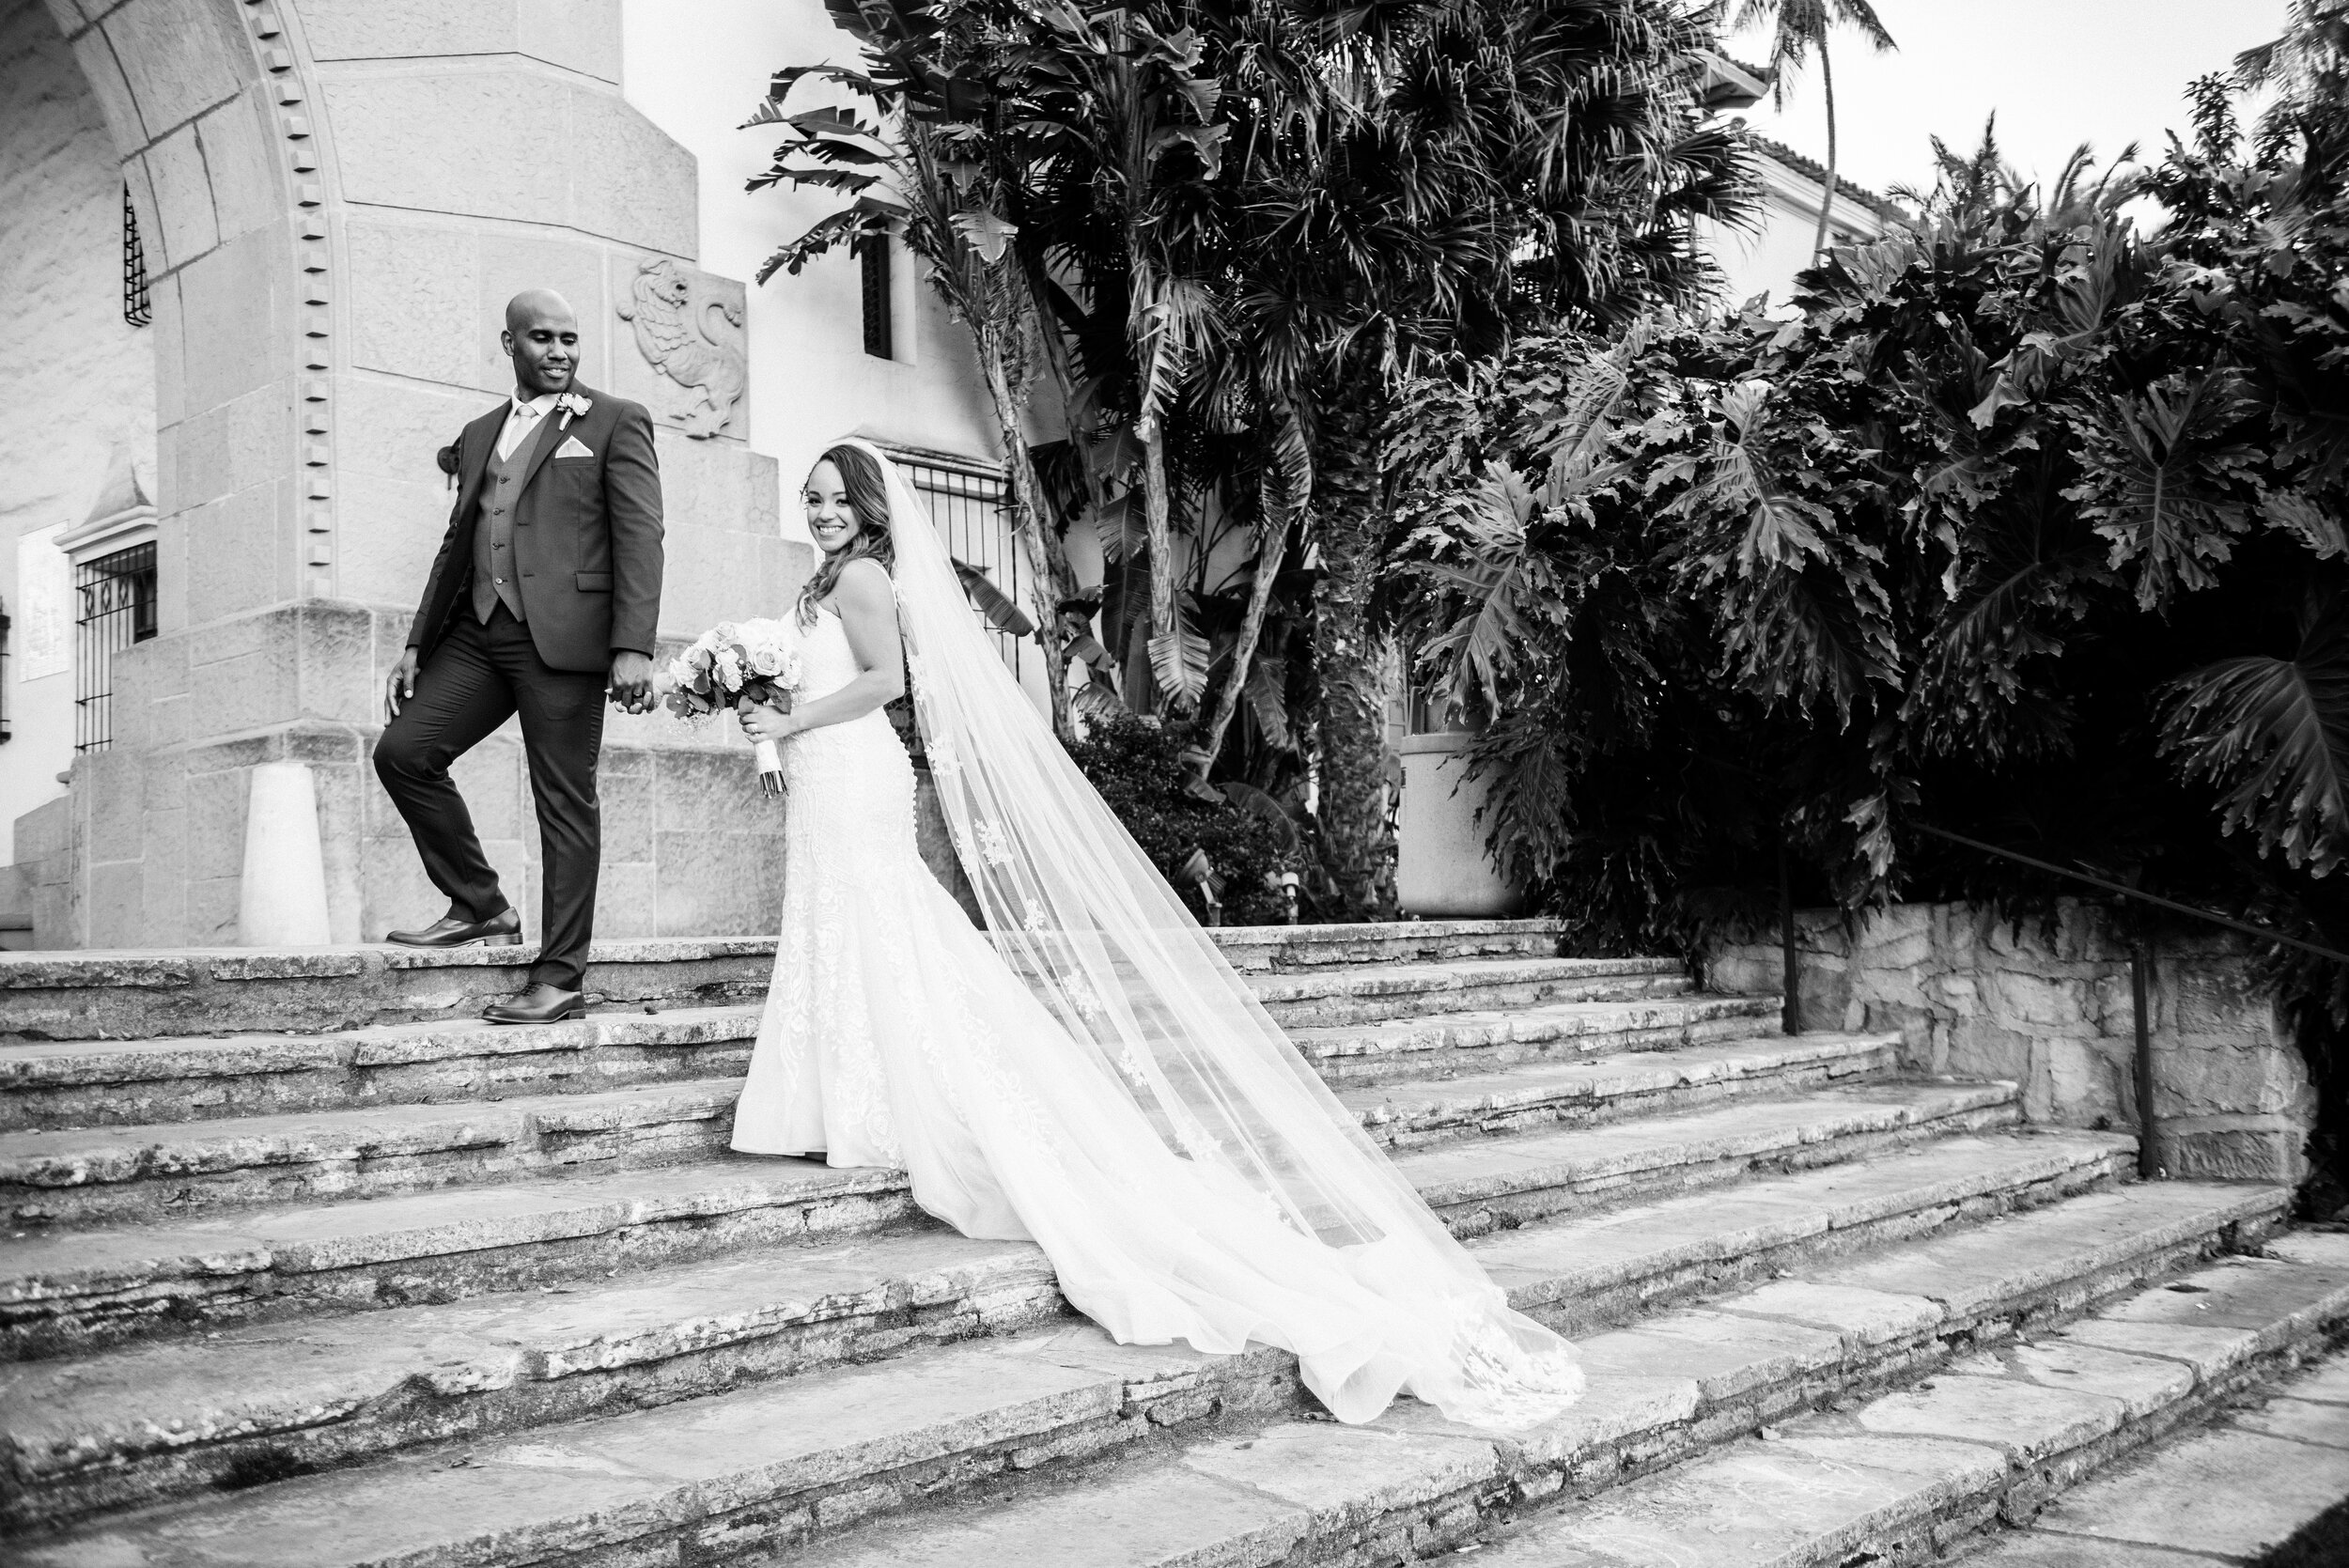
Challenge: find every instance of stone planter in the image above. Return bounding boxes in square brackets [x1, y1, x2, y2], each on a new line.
[1394, 732, 1521, 920]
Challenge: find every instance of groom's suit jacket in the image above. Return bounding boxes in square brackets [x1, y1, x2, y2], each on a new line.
[409, 382, 665, 674]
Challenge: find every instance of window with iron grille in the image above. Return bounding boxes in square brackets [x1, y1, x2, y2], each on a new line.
[893, 455, 1024, 680]
[73, 541, 157, 753]
[122, 184, 150, 328]
[0, 599, 12, 744]
[860, 235, 894, 360]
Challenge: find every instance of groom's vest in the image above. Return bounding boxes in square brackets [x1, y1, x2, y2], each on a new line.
[471, 413, 564, 625]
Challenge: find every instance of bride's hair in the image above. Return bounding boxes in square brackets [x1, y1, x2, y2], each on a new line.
[797, 442, 895, 626]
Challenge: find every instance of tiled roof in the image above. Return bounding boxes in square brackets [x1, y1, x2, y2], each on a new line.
[1747, 132, 1912, 225]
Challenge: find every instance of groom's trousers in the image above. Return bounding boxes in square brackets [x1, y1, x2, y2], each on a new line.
[374, 604, 606, 992]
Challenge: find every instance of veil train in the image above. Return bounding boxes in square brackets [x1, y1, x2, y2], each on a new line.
[837, 436, 1581, 1427]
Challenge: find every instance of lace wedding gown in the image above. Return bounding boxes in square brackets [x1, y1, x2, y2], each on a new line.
[728, 605, 1582, 1423]
[725, 440, 1579, 1429]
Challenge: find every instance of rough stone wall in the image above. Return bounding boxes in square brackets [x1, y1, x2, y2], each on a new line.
[0, 0, 155, 857]
[1703, 900, 2314, 1186]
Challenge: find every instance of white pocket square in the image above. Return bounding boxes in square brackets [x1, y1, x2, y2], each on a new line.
[554, 436, 595, 459]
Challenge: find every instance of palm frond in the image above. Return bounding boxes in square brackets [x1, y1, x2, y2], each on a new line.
[1147, 597, 1211, 706]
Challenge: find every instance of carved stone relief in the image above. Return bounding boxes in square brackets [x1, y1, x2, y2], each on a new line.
[615, 256, 748, 440]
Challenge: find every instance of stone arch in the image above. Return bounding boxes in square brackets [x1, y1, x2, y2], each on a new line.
[5, 0, 335, 944]
[40, 0, 334, 629]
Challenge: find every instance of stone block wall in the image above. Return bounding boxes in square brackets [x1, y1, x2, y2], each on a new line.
[1703, 900, 2315, 1186]
[44, 598, 808, 949]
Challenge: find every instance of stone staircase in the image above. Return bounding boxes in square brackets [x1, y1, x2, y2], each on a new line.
[0, 919, 2335, 1567]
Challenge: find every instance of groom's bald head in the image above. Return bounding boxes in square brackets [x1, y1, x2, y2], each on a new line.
[502, 289, 580, 398]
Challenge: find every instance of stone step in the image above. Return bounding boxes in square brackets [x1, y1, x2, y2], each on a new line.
[0, 1020, 1890, 1231]
[1, 1088, 2065, 1361]
[1243, 956, 1688, 1029]
[1950, 1344, 2349, 1565]
[0, 1006, 762, 1132]
[1340, 1031, 1900, 1150]
[1295, 992, 1782, 1087]
[7, 1182, 2307, 1563]
[0, 1079, 745, 1229]
[0, 939, 777, 1044]
[0, 974, 1729, 1136]
[1461, 1236, 2349, 1568]
[1212, 918, 1566, 971]
[0, 923, 1602, 1043]
[0, 1129, 2216, 1534]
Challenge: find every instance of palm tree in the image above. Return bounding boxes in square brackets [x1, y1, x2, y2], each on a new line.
[1270, 0, 1757, 916]
[1889, 116, 2141, 243]
[1733, 0, 1896, 259]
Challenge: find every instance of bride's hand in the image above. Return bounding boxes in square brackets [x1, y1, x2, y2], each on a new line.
[737, 696, 800, 743]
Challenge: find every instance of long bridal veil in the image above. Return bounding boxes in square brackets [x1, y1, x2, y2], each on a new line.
[839, 437, 1581, 1427]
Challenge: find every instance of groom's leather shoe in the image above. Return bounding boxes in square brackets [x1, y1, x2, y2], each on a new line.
[483, 983, 585, 1025]
[385, 908, 522, 949]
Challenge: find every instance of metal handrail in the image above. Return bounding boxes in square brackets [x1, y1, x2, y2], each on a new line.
[1911, 824, 2349, 968]
[1906, 823, 2347, 1181]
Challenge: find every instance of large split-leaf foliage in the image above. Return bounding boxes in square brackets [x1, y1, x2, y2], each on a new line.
[1387, 44, 2349, 1191]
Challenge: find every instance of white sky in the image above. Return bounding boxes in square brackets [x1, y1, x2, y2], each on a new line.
[1719, 0, 2291, 207]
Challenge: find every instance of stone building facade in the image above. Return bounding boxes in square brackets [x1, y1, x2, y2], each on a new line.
[0, 0, 1021, 950]
[1704, 900, 2315, 1186]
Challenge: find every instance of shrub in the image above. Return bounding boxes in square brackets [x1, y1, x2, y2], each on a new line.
[1066, 712, 1298, 925]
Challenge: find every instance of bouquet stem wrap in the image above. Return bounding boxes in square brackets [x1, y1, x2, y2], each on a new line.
[753, 737, 785, 797]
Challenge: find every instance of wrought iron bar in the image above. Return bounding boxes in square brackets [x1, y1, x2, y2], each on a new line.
[1779, 837, 1800, 1035]
[2131, 936, 2158, 1179]
[1914, 821, 2349, 1185]
[122, 184, 150, 328]
[892, 453, 1023, 680]
[73, 541, 157, 753]
[1912, 823, 2349, 967]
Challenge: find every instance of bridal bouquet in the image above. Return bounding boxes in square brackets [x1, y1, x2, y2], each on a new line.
[662, 619, 802, 797]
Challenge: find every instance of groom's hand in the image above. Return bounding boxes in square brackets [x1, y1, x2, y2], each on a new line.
[384, 648, 421, 722]
[609, 650, 654, 715]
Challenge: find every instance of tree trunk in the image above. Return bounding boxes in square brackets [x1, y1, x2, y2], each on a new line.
[1196, 518, 1286, 776]
[974, 314, 1075, 742]
[1810, 35, 1840, 260]
[1137, 420, 1182, 709]
[1016, 254, 1119, 717]
[1311, 395, 1394, 921]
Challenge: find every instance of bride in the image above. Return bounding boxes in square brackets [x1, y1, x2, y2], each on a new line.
[725, 438, 1581, 1428]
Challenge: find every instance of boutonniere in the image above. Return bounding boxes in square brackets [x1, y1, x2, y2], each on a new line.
[555, 391, 593, 427]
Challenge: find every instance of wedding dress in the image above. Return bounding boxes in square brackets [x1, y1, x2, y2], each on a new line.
[729, 440, 1580, 1427]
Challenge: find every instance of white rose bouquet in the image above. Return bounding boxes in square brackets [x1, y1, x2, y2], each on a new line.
[661, 618, 803, 797]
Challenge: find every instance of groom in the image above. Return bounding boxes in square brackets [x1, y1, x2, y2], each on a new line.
[374, 289, 664, 1024]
